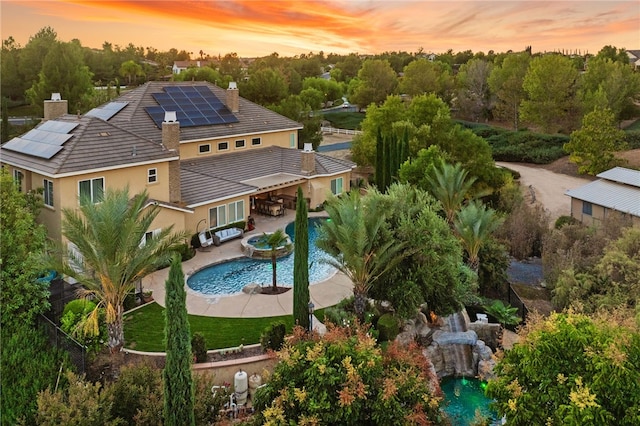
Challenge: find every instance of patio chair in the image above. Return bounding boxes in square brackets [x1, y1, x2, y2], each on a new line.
[199, 231, 213, 248]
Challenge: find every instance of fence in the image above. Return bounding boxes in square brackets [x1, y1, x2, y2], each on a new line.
[508, 285, 530, 327]
[321, 126, 362, 136]
[38, 314, 87, 375]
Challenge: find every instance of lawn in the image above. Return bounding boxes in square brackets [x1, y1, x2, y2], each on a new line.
[123, 302, 326, 352]
[322, 111, 365, 130]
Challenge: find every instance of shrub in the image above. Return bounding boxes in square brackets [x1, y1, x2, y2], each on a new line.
[260, 321, 286, 351]
[554, 215, 579, 229]
[191, 332, 208, 363]
[62, 298, 96, 319]
[375, 313, 399, 342]
[496, 200, 550, 259]
[485, 130, 568, 164]
[107, 361, 163, 424]
[623, 130, 640, 149]
[60, 299, 106, 354]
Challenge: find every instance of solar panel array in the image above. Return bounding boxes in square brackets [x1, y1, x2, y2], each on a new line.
[85, 101, 129, 121]
[145, 86, 239, 128]
[3, 121, 79, 159]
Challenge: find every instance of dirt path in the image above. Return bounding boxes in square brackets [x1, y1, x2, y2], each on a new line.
[497, 162, 593, 221]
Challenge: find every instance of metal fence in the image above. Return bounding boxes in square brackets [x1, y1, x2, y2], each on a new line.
[38, 314, 87, 375]
[508, 285, 530, 326]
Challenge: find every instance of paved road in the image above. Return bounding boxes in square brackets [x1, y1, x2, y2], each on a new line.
[497, 162, 593, 221]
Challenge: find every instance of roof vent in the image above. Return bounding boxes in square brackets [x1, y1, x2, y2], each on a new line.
[303, 143, 313, 152]
[164, 111, 177, 123]
[228, 82, 238, 90]
[51, 93, 62, 101]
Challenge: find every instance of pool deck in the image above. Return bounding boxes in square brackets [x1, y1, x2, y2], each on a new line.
[141, 211, 353, 318]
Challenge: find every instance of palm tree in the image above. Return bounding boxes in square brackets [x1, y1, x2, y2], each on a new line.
[264, 229, 290, 292]
[45, 188, 186, 352]
[454, 201, 503, 272]
[316, 191, 407, 319]
[426, 162, 477, 225]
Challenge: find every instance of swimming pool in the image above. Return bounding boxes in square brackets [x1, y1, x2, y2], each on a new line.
[187, 217, 336, 296]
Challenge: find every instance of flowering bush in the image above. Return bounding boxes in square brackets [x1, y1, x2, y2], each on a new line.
[253, 324, 445, 425]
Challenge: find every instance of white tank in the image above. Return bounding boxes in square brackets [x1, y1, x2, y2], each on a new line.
[234, 369, 248, 405]
[248, 373, 262, 400]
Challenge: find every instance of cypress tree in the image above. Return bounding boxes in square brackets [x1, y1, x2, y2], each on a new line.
[293, 186, 310, 331]
[163, 254, 195, 426]
[375, 128, 384, 189]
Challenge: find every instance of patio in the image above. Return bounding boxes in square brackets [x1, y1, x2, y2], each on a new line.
[141, 211, 353, 318]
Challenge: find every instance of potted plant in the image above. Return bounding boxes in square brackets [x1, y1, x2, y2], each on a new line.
[142, 288, 154, 303]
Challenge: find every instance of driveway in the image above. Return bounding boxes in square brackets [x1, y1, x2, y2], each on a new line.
[497, 162, 593, 221]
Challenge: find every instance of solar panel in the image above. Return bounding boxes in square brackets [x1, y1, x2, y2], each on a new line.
[85, 101, 128, 121]
[144, 85, 239, 128]
[22, 129, 73, 146]
[3, 138, 65, 159]
[38, 120, 79, 134]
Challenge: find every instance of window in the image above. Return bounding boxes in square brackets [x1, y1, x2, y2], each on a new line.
[218, 141, 229, 151]
[330, 177, 343, 195]
[209, 205, 227, 228]
[290, 133, 296, 148]
[148, 168, 157, 184]
[13, 169, 23, 192]
[251, 137, 261, 146]
[79, 177, 104, 205]
[228, 200, 244, 223]
[582, 201, 592, 216]
[43, 179, 54, 207]
[199, 144, 211, 154]
[235, 139, 245, 149]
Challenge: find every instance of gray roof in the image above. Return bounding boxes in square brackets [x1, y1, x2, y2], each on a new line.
[0, 115, 176, 176]
[180, 146, 355, 206]
[597, 167, 640, 188]
[566, 179, 640, 217]
[109, 81, 302, 143]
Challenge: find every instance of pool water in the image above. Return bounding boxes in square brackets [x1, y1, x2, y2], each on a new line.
[187, 218, 335, 296]
[441, 377, 499, 425]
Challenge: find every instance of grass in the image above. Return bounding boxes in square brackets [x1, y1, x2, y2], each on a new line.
[124, 302, 326, 352]
[322, 111, 365, 130]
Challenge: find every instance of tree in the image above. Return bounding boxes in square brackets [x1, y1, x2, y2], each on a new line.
[119, 59, 144, 85]
[0, 169, 49, 329]
[594, 45, 630, 64]
[219, 52, 244, 82]
[367, 183, 473, 318]
[25, 40, 94, 114]
[254, 325, 445, 425]
[293, 186, 310, 330]
[455, 58, 493, 122]
[564, 107, 627, 175]
[240, 67, 288, 105]
[1, 97, 10, 144]
[426, 162, 478, 225]
[454, 201, 503, 272]
[487, 310, 640, 425]
[1, 36, 25, 100]
[316, 190, 406, 319]
[520, 54, 580, 133]
[399, 58, 454, 102]
[270, 94, 322, 149]
[488, 52, 530, 130]
[264, 229, 290, 292]
[349, 59, 398, 109]
[19, 26, 58, 91]
[332, 53, 362, 82]
[174, 66, 222, 84]
[43, 188, 186, 352]
[163, 255, 195, 426]
[578, 57, 640, 122]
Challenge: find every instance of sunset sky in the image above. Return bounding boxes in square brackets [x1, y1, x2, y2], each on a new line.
[2, 1, 638, 58]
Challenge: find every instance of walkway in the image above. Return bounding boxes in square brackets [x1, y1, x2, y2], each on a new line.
[141, 211, 353, 318]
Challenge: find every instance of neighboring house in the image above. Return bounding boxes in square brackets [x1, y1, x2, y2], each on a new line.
[1, 81, 355, 244]
[626, 50, 640, 70]
[565, 167, 640, 227]
[172, 60, 214, 74]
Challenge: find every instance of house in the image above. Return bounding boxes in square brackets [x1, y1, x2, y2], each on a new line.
[172, 60, 214, 74]
[1, 81, 355, 244]
[565, 167, 640, 227]
[626, 50, 640, 70]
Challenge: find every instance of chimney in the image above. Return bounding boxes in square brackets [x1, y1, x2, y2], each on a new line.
[43, 93, 68, 121]
[161, 111, 181, 203]
[226, 82, 239, 113]
[301, 143, 315, 174]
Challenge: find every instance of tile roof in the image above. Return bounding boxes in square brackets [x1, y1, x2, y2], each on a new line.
[108, 81, 302, 144]
[0, 115, 176, 176]
[180, 146, 355, 206]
